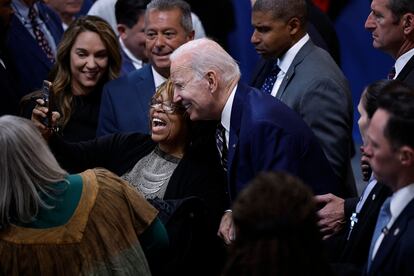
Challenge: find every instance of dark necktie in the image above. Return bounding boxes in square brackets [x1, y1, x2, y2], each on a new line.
[28, 6, 55, 63]
[261, 61, 281, 95]
[215, 123, 228, 171]
[367, 197, 392, 271]
[387, 67, 396, 80]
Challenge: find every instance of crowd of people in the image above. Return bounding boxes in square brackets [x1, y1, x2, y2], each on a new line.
[1, 0, 414, 275]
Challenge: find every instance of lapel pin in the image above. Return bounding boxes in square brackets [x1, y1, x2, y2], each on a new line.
[232, 144, 236, 148]
[372, 194, 376, 201]
[393, 228, 400, 236]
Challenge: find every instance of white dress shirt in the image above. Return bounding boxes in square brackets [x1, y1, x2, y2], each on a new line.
[220, 84, 237, 148]
[270, 34, 310, 97]
[394, 48, 414, 79]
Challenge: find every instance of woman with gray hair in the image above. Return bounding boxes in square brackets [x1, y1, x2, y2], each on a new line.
[0, 115, 167, 275]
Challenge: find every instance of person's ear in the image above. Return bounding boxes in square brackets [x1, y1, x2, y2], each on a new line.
[117, 24, 128, 39]
[402, 13, 414, 35]
[206, 71, 218, 93]
[287, 17, 301, 35]
[399, 146, 414, 167]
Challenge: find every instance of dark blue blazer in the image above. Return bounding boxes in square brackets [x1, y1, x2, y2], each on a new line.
[6, 2, 63, 98]
[97, 64, 155, 136]
[120, 46, 136, 77]
[226, 83, 341, 199]
[366, 197, 414, 276]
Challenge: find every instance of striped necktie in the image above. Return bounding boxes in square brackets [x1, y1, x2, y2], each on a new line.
[215, 123, 228, 171]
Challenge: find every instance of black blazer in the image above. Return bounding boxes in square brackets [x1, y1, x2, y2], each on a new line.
[330, 183, 391, 276]
[367, 197, 414, 276]
[396, 54, 414, 88]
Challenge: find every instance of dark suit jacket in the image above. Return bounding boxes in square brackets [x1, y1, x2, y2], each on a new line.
[330, 183, 392, 276]
[250, 40, 355, 197]
[366, 197, 414, 276]
[396, 54, 414, 88]
[226, 82, 341, 200]
[120, 46, 136, 77]
[97, 64, 155, 136]
[6, 2, 63, 98]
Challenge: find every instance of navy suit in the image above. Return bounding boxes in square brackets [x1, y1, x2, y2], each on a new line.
[97, 64, 155, 136]
[6, 2, 63, 98]
[366, 198, 414, 276]
[120, 46, 136, 77]
[226, 83, 341, 199]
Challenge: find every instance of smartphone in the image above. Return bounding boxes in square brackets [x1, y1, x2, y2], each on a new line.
[37, 80, 53, 128]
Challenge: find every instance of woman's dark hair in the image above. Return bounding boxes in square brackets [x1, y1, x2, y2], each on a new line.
[222, 172, 331, 276]
[362, 79, 413, 119]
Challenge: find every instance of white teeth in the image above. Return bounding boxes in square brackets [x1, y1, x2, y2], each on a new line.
[153, 118, 164, 123]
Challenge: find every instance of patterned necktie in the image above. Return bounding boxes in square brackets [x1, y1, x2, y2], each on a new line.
[367, 197, 392, 271]
[28, 6, 55, 63]
[387, 67, 396, 80]
[215, 123, 228, 171]
[261, 61, 281, 95]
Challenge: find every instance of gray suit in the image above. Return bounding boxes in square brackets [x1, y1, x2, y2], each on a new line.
[251, 39, 355, 197]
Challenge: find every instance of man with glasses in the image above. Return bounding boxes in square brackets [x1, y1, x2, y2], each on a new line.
[97, 0, 194, 136]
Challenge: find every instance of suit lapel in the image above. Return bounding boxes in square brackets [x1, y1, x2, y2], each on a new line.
[396, 55, 414, 82]
[276, 40, 314, 99]
[133, 65, 156, 116]
[227, 83, 248, 199]
[370, 199, 414, 275]
[8, 15, 52, 68]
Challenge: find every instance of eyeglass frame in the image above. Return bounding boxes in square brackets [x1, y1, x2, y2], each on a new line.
[149, 98, 186, 114]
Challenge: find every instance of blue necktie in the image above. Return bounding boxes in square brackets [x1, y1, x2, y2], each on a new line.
[261, 62, 281, 95]
[367, 197, 392, 272]
[215, 123, 228, 171]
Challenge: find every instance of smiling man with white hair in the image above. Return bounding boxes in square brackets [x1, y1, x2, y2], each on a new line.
[171, 38, 342, 244]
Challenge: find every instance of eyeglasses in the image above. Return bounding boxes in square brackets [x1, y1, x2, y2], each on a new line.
[150, 99, 185, 114]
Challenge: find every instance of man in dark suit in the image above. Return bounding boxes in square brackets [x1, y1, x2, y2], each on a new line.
[115, 0, 149, 76]
[97, 0, 194, 136]
[7, 0, 63, 99]
[171, 38, 341, 244]
[365, 0, 414, 87]
[362, 90, 414, 276]
[250, 0, 355, 197]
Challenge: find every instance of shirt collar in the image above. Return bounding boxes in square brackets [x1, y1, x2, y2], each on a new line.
[220, 84, 238, 133]
[390, 182, 414, 220]
[395, 48, 414, 78]
[151, 66, 167, 89]
[119, 37, 143, 70]
[12, 0, 33, 18]
[278, 34, 310, 73]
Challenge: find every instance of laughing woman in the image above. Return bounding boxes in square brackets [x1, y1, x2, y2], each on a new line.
[45, 79, 228, 275]
[28, 15, 121, 142]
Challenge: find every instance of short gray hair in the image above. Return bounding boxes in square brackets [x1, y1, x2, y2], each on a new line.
[0, 116, 67, 228]
[253, 0, 307, 25]
[170, 38, 241, 84]
[146, 0, 193, 34]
